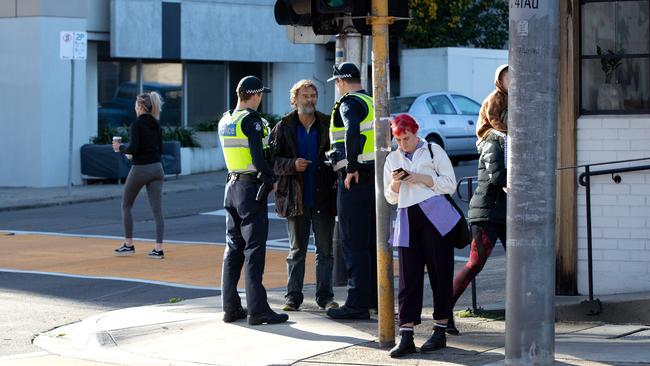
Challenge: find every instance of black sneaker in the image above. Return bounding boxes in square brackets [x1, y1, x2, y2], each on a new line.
[223, 307, 247, 323]
[389, 330, 417, 358]
[446, 316, 460, 335]
[282, 302, 299, 311]
[148, 249, 164, 259]
[420, 327, 446, 353]
[114, 243, 135, 256]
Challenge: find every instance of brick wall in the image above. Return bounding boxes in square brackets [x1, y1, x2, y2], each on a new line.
[576, 116, 650, 295]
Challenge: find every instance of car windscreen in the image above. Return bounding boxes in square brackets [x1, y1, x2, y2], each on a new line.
[390, 97, 417, 114]
[451, 95, 481, 115]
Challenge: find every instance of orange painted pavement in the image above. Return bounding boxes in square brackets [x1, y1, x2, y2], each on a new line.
[0, 233, 315, 289]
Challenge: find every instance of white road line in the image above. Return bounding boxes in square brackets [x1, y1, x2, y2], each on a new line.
[200, 209, 284, 220]
[0, 268, 221, 291]
[0, 352, 50, 361]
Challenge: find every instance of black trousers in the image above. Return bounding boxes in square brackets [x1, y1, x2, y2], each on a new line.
[221, 179, 272, 316]
[337, 175, 377, 309]
[397, 204, 454, 326]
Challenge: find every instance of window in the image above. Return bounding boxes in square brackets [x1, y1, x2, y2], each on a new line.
[186, 63, 226, 127]
[426, 95, 456, 115]
[390, 97, 416, 114]
[451, 95, 481, 115]
[581, 0, 650, 113]
[97, 61, 138, 129]
[142, 63, 183, 126]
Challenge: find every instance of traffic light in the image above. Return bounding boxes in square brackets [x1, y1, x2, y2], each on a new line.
[274, 0, 312, 26]
[274, 0, 409, 36]
[315, 0, 353, 14]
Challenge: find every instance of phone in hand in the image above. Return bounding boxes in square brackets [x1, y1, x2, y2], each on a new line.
[393, 168, 410, 180]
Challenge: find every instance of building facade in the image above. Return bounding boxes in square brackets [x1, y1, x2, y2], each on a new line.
[0, 0, 334, 187]
[558, 0, 650, 295]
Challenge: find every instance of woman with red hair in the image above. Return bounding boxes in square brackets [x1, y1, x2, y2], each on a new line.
[383, 114, 459, 357]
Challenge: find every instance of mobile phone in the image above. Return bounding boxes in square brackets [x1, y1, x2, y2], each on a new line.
[393, 168, 410, 180]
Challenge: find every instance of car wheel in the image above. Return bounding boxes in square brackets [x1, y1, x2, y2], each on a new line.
[426, 134, 444, 149]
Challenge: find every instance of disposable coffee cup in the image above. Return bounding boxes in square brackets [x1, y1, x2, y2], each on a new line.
[112, 136, 122, 152]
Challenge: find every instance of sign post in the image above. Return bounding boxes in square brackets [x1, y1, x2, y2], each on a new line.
[60, 31, 87, 195]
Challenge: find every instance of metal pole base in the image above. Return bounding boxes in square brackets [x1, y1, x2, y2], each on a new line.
[581, 298, 602, 316]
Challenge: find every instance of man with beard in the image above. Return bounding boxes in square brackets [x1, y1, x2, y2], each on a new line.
[269, 80, 339, 312]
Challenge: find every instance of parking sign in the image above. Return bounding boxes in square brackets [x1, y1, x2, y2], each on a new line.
[60, 31, 87, 60]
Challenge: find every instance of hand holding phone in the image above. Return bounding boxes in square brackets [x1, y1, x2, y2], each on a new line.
[392, 168, 410, 180]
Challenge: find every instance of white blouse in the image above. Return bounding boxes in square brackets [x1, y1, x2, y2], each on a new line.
[383, 142, 457, 208]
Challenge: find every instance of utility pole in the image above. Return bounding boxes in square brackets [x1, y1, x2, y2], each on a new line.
[506, 2, 559, 365]
[370, 0, 394, 348]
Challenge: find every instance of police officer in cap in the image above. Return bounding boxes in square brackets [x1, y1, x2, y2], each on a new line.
[326, 62, 378, 320]
[218, 76, 289, 325]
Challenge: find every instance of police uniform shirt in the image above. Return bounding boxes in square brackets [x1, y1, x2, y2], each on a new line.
[338, 90, 371, 173]
[237, 110, 275, 179]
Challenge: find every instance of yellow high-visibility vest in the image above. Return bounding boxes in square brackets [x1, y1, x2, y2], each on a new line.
[218, 109, 269, 173]
[329, 92, 375, 171]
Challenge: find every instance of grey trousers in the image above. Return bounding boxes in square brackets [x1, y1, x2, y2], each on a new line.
[285, 206, 335, 308]
[121, 162, 164, 243]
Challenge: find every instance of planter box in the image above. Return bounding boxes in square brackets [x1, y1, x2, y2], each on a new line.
[194, 131, 220, 149]
[180, 147, 226, 175]
[80, 141, 181, 180]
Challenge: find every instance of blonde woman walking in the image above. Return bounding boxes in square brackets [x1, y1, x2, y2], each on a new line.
[112, 92, 166, 259]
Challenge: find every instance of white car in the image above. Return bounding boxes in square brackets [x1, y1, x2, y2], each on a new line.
[390, 92, 481, 161]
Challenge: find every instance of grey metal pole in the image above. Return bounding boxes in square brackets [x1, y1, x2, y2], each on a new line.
[67, 60, 75, 196]
[332, 16, 366, 286]
[506, 2, 559, 365]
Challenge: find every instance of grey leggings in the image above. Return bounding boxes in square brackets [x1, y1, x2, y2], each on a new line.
[122, 162, 165, 243]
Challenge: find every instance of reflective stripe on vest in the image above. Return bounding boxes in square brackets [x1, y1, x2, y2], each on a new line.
[329, 92, 376, 167]
[218, 109, 269, 173]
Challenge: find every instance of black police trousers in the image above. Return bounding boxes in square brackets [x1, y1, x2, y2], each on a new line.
[337, 173, 378, 310]
[221, 179, 272, 316]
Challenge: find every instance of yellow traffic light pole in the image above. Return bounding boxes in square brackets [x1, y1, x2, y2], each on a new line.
[370, 0, 395, 348]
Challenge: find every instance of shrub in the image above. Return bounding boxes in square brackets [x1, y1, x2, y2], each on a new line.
[193, 118, 220, 132]
[163, 126, 200, 147]
[91, 126, 129, 144]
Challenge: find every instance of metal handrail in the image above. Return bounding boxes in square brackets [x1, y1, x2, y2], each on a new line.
[456, 176, 478, 203]
[559, 157, 650, 315]
[453, 176, 480, 313]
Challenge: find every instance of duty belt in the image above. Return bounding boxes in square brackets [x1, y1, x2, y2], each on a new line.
[228, 172, 259, 182]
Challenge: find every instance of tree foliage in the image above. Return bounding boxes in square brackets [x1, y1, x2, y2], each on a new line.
[402, 0, 509, 49]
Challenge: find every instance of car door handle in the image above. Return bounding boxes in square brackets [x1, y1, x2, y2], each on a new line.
[468, 120, 474, 125]
[439, 120, 446, 125]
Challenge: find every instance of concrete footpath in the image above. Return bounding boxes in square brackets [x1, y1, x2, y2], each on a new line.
[19, 289, 650, 366]
[2, 172, 650, 365]
[0, 171, 228, 212]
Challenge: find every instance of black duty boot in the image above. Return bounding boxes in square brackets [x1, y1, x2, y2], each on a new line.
[223, 307, 247, 323]
[389, 329, 416, 358]
[326, 305, 370, 320]
[248, 310, 289, 325]
[420, 326, 447, 353]
[446, 316, 460, 336]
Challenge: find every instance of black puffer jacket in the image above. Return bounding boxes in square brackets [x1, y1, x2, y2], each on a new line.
[467, 130, 507, 225]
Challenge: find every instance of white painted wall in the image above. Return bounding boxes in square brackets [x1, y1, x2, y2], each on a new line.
[400, 47, 508, 103]
[0, 17, 90, 187]
[576, 115, 650, 294]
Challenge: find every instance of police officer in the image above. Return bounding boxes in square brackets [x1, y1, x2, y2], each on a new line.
[218, 76, 288, 326]
[326, 63, 378, 320]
